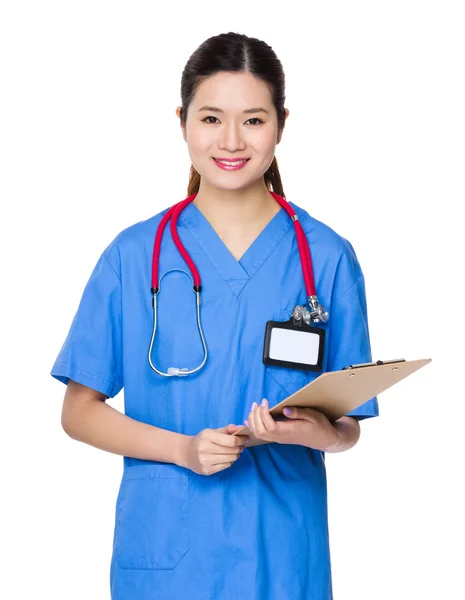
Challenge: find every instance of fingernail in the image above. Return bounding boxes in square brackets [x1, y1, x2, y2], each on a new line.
[283, 408, 292, 415]
[244, 420, 250, 427]
[251, 402, 258, 411]
[246, 437, 251, 444]
[260, 398, 266, 407]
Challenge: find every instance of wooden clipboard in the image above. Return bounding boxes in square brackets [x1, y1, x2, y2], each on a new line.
[234, 358, 432, 447]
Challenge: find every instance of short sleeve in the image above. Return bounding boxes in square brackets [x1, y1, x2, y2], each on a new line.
[50, 244, 123, 398]
[327, 269, 380, 421]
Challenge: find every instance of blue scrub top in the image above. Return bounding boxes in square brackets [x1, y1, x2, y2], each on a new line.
[51, 199, 379, 600]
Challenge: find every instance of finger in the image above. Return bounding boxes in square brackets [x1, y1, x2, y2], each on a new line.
[210, 432, 245, 448]
[283, 406, 318, 422]
[211, 452, 242, 465]
[251, 399, 270, 438]
[210, 442, 246, 454]
[227, 424, 247, 433]
[248, 402, 259, 436]
[210, 447, 245, 455]
[243, 403, 255, 432]
[209, 462, 236, 474]
[216, 424, 247, 435]
[215, 424, 236, 433]
[210, 441, 246, 454]
[259, 399, 278, 433]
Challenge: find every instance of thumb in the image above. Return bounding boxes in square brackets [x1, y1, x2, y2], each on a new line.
[283, 407, 316, 422]
[216, 423, 242, 434]
[283, 407, 299, 418]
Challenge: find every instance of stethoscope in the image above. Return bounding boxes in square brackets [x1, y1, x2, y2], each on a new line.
[148, 191, 329, 377]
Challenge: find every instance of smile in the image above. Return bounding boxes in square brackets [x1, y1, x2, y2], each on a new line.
[213, 158, 250, 171]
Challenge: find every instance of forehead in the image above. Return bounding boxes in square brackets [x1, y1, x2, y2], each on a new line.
[192, 72, 273, 110]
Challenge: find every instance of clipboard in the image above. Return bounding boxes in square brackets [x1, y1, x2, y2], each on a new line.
[234, 358, 432, 447]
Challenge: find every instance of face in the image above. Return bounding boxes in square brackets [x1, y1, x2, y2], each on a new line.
[177, 72, 288, 192]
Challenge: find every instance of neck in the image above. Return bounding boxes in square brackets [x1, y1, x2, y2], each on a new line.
[192, 179, 280, 230]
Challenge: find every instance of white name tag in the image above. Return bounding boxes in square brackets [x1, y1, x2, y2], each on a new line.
[262, 319, 325, 372]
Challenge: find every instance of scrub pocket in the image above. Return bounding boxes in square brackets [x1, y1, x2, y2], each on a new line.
[113, 463, 190, 570]
[263, 308, 320, 404]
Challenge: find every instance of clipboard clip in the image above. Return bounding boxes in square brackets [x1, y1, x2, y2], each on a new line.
[342, 358, 406, 370]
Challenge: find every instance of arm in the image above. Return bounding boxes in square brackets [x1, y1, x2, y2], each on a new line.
[322, 416, 361, 453]
[61, 380, 190, 467]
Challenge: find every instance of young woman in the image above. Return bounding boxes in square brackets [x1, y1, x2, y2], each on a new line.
[51, 32, 379, 600]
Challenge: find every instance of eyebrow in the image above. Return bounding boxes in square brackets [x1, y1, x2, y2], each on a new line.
[197, 105, 269, 115]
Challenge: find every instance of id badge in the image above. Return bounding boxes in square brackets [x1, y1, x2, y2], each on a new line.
[262, 318, 326, 372]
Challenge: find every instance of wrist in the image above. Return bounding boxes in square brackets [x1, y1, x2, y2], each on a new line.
[174, 434, 192, 469]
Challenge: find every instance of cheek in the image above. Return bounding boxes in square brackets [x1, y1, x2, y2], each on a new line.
[188, 141, 208, 159]
[186, 124, 213, 155]
[187, 144, 212, 173]
[254, 134, 278, 161]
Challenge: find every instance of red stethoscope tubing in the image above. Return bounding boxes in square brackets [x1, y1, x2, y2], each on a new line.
[151, 191, 317, 298]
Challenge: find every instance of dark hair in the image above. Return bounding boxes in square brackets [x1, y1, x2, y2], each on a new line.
[179, 32, 286, 199]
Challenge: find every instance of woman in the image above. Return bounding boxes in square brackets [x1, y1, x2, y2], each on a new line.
[51, 32, 379, 600]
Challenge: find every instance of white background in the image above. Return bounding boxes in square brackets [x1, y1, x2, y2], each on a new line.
[1, 1, 463, 599]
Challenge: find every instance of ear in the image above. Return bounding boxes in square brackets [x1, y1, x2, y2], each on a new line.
[276, 109, 289, 145]
[176, 106, 187, 143]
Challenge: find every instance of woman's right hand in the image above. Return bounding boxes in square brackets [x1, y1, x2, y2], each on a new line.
[181, 424, 249, 476]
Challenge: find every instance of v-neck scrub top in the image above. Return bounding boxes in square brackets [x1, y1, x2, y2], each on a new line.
[51, 200, 379, 600]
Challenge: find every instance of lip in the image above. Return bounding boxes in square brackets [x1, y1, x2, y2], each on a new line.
[214, 157, 249, 161]
[213, 157, 250, 171]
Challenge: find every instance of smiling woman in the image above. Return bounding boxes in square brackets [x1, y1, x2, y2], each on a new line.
[50, 31, 378, 600]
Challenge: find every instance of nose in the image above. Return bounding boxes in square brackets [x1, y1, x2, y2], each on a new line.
[217, 120, 246, 152]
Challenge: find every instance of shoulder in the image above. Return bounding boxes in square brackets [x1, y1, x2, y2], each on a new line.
[289, 200, 362, 277]
[100, 205, 172, 274]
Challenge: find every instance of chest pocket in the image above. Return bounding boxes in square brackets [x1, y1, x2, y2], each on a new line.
[262, 308, 322, 407]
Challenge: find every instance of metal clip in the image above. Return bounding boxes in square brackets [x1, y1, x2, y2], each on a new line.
[342, 359, 406, 370]
[291, 296, 329, 326]
[307, 296, 329, 323]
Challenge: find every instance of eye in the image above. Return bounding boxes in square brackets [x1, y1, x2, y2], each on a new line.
[202, 116, 219, 124]
[247, 118, 264, 126]
[201, 116, 264, 125]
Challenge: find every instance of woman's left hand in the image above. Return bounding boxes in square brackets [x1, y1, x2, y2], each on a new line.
[245, 399, 340, 451]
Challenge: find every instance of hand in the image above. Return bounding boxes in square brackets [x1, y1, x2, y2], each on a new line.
[182, 424, 249, 476]
[245, 399, 340, 451]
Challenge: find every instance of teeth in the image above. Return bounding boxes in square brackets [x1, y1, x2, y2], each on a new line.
[216, 159, 247, 166]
